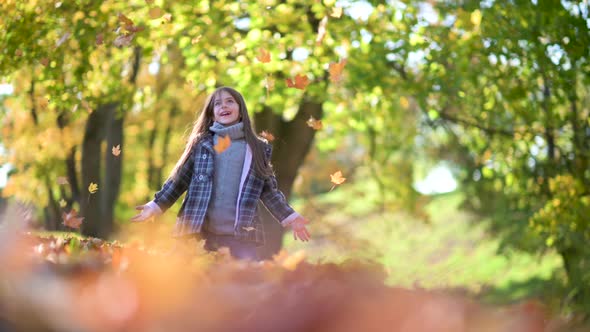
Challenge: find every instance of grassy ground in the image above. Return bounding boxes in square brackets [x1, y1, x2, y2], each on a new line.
[284, 179, 564, 307]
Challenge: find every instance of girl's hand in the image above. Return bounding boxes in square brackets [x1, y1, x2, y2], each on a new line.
[291, 216, 311, 242]
[130, 203, 159, 222]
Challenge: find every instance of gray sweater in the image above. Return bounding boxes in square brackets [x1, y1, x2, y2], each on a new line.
[205, 121, 246, 235]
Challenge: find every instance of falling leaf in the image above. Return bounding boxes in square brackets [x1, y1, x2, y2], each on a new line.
[118, 13, 134, 27]
[149, 6, 165, 20]
[113, 34, 135, 48]
[191, 35, 202, 44]
[56, 32, 71, 48]
[329, 171, 346, 191]
[96, 33, 104, 46]
[399, 96, 410, 109]
[242, 227, 255, 232]
[15, 49, 23, 57]
[62, 209, 84, 229]
[162, 13, 172, 22]
[59, 199, 67, 208]
[40, 58, 50, 67]
[306, 116, 323, 130]
[329, 59, 347, 83]
[112, 144, 121, 156]
[214, 135, 231, 154]
[234, 41, 247, 53]
[260, 130, 275, 142]
[256, 48, 271, 63]
[81, 100, 92, 113]
[88, 182, 98, 194]
[331, 7, 343, 18]
[286, 74, 310, 90]
[57, 177, 69, 185]
[316, 16, 328, 45]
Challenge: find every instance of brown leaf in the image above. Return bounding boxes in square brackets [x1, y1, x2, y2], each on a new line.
[118, 13, 135, 27]
[306, 116, 323, 130]
[286, 74, 310, 90]
[214, 135, 231, 154]
[56, 177, 69, 185]
[260, 130, 275, 142]
[329, 59, 347, 83]
[40, 58, 50, 67]
[330, 171, 346, 185]
[112, 144, 121, 157]
[15, 49, 23, 57]
[62, 209, 84, 229]
[256, 48, 271, 63]
[96, 33, 104, 46]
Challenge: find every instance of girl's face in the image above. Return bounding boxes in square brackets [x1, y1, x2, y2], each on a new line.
[212, 90, 241, 126]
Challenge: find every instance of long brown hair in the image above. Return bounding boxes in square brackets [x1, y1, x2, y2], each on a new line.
[168, 86, 273, 182]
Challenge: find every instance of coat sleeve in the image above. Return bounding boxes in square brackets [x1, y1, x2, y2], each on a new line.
[153, 149, 194, 213]
[259, 144, 300, 226]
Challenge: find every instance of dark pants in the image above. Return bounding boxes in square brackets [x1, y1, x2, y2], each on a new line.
[203, 233, 260, 261]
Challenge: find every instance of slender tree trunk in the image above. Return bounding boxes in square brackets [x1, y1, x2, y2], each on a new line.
[81, 102, 117, 238]
[104, 107, 124, 235]
[255, 99, 323, 259]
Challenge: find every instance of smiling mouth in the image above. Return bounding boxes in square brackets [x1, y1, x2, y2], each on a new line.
[220, 111, 231, 116]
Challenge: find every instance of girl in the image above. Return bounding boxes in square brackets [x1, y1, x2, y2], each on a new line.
[131, 86, 310, 260]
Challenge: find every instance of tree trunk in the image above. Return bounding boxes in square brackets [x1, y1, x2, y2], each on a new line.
[81, 102, 117, 238]
[103, 107, 124, 235]
[255, 100, 323, 259]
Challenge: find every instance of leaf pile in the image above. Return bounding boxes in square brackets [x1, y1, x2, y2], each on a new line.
[0, 230, 566, 332]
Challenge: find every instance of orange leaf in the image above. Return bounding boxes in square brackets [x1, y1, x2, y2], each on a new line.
[62, 209, 84, 229]
[260, 130, 275, 142]
[256, 48, 271, 63]
[214, 135, 231, 154]
[329, 59, 347, 83]
[316, 16, 328, 45]
[330, 171, 346, 185]
[148, 6, 165, 20]
[306, 116, 323, 130]
[286, 74, 310, 90]
[112, 144, 121, 156]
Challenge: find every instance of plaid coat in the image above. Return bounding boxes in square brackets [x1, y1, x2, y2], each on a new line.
[153, 134, 298, 245]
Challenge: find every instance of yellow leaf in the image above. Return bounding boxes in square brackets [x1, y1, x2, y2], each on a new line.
[214, 135, 231, 154]
[191, 35, 202, 44]
[88, 182, 98, 194]
[59, 199, 67, 208]
[330, 171, 346, 185]
[330, 7, 343, 18]
[265, 76, 275, 92]
[316, 16, 328, 45]
[112, 144, 121, 156]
